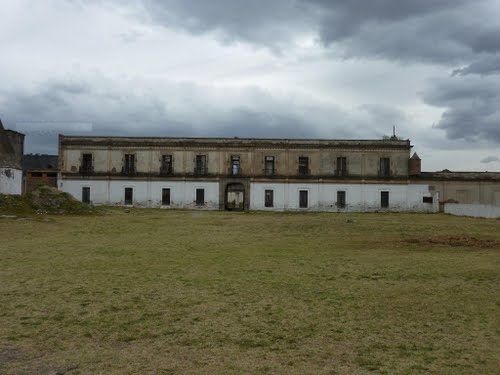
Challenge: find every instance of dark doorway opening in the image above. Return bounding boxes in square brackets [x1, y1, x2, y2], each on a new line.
[124, 187, 133, 205]
[196, 188, 205, 206]
[225, 183, 245, 210]
[82, 187, 90, 204]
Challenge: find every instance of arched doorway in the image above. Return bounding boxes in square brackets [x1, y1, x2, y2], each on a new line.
[225, 183, 245, 210]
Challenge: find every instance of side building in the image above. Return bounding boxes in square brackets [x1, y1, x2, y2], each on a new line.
[0, 120, 25, 195]
[58, 135, 437, 212]
[22, 154, 59, 193]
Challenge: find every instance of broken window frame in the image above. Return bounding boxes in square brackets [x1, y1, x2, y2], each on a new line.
[124, 187, 133, 205]
[336, 157, 347, 176]
[161, 155, 173, 175]
[337, 190, 346, 208]
[264, 189, 274, 207]
[195, 155, 207, 175]
[162, 188, 171, 206]
[195, 188, 205, 206]
[123, 154, 136, 175]
[379, 157, 391, 177]
[298, 156, 310, 176]
[299, 190, 308, 208]
[422, 196, 433, 204]
[82, 187, 90, 204]
[80, 153, 93, 174]
[264, 156, 275, 176]
[380, 191, 389, 208]
[231, 155, 241, 176]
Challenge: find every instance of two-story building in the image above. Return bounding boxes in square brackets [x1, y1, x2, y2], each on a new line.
[58, 135, 437, 212]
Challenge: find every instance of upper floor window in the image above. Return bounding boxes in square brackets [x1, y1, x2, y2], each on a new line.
[195, 155, 207, 175]
[123, 154, 136, 175]
[264, 156, 275, 176]
[231, 155, 240, 176]
[161, 155, 173, 175]
[379, 157, 390, 177]
[80, 153, 93, 174]
[336, 157, 347, 176]
[298, 156, 309, 176]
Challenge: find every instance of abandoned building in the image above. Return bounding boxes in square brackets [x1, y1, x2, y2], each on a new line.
[58, 135, 445, 212]
[0, 120, 24, 195]
[23, 154, 59, 193]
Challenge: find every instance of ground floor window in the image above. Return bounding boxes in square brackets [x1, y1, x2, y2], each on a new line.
[162, 188, 171, 206]
[299, 190, 308, 208]
[124, 187, 133, 205]
[381, 191, 389, 208]
[196, 188, 205, 206]
[337, 190, 346, 208]
[82, 187, 90, 204]
[423, 196, 433, 203]
[265, 189, 274, 207]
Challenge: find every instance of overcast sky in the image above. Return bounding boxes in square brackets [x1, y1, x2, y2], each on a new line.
[1, 0, 499, 171]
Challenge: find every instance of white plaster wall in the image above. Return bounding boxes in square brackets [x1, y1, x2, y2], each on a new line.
[59, 179, 219, 209]
[0, 168, 22, 195]
[444, 203, 500, 218]
[250, 183, 436, 212]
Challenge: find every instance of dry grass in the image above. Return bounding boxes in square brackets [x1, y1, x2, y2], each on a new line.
[1, 209, 499, 374]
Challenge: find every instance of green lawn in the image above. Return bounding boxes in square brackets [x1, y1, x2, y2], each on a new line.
[1, 210, 499, 374]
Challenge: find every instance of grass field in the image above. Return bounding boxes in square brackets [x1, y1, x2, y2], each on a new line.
[1, 209, 499, 374]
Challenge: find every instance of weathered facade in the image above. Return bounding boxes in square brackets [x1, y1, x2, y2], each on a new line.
[58, 135, 437, 212]
[22, 154, 59, 193]
[0, 120, 24, 195]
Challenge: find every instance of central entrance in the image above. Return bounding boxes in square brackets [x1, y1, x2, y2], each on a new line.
[225, 183, 245, 210]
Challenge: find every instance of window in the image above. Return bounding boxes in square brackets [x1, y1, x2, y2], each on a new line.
[47, 173, 57, 178]
[336, 157, 347, 176]
[423, 196, 433, 204]
[161, 155, 173, 175]
[265, 190, 274, 207]
[30, 172, 43, 177]
[196, 188, 205, 206]
[264, 156, 275, 176]
[337, 191, 346, 208]
[379, 157, 390, 177]
[381, 191, 389, 208]
[161, 188, 171, 206]
[124, 154, 136, 175]
[231, 155, 240, 176]
[124, 187, 133, 205]
[82, 187, 90, 204]
[81, 153, 93, 174]
[298, 157, 309, 176]
[299, 190, 308, 208]
[195, 155, 207, 175]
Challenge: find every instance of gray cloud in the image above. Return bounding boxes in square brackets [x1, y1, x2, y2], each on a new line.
[452, 55, 500, 76]
[0, 75, 404, 153]
[423, 75, 500, 143]
[138, 0, 499, 64]
[480, 156, 500, 163]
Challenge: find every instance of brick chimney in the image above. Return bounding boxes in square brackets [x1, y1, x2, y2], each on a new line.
[408, 152, 421, 175]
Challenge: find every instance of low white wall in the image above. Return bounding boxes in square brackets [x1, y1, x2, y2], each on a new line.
[250, 182, 437, 212]
[0, 168, 22, 195]
[59, 179, 220, 209]
[444, 203, 500, 218]
[60, 178, 436, 213]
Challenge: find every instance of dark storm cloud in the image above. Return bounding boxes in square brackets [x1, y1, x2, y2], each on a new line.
[140, 0, 498, 64]
[423, 76, 500, 143]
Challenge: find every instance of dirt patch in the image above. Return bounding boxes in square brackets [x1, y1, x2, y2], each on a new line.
[403, 235, 500, 249]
